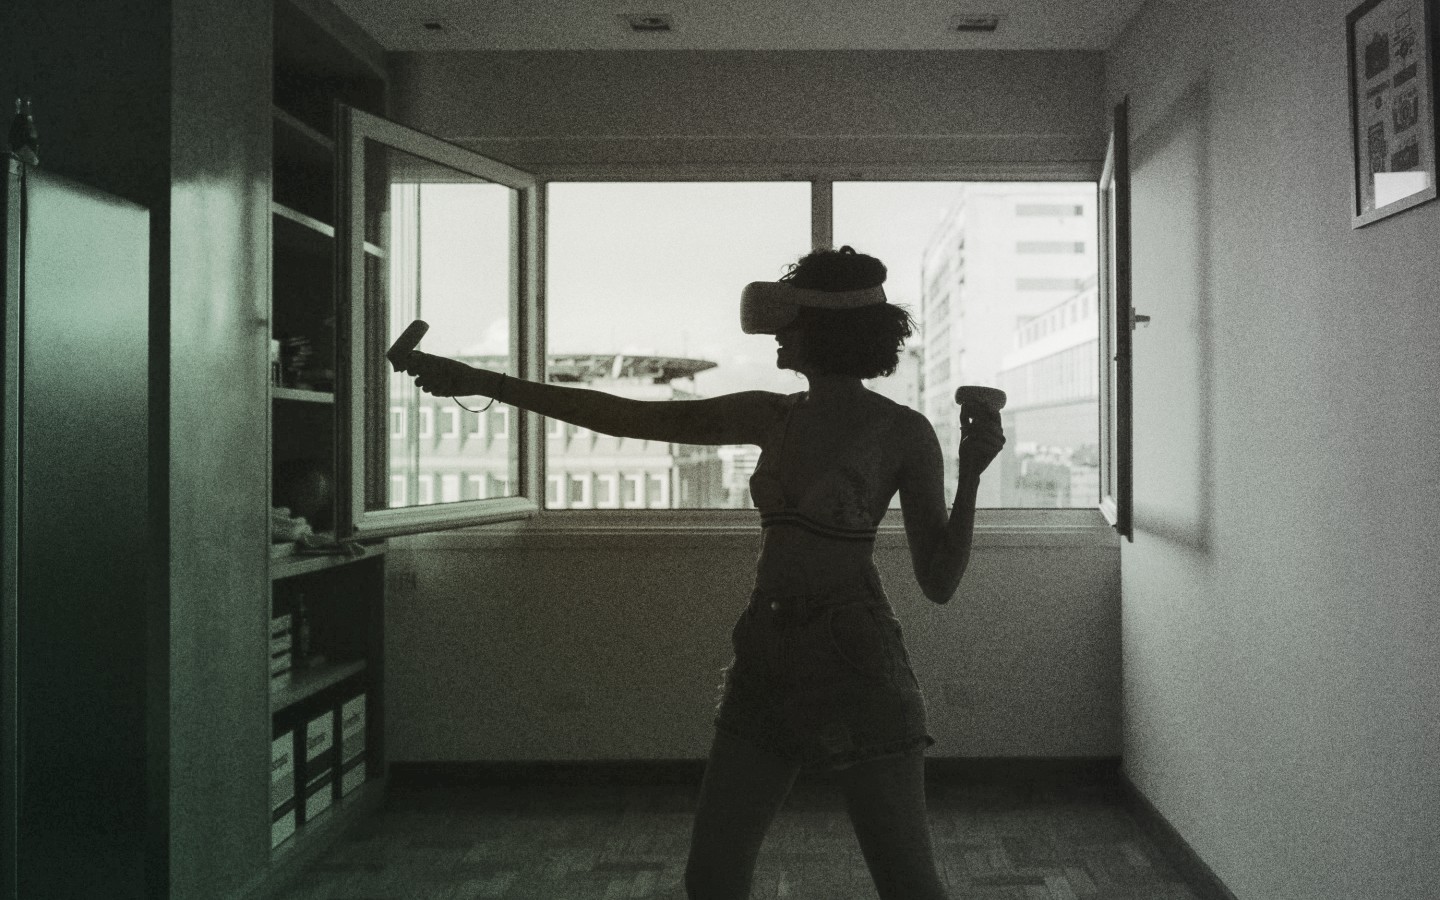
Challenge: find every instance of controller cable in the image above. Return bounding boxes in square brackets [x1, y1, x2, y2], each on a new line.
[452, 373, 505, 414]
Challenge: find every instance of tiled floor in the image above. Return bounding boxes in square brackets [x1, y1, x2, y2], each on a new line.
[273, 775, 1211, 900]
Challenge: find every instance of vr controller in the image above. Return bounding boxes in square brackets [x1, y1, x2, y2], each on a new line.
[387, 319, 429, 372]
[953, 385, 1007, 411]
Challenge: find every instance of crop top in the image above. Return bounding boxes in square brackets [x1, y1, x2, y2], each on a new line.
[748, 393, 894, 542]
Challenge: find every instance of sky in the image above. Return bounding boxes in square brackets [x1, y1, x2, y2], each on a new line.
[545, 181, 972, 397]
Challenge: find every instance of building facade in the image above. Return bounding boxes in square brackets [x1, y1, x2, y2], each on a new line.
[918, 184, 1098, 506]
[995, 276, 1100, 508]
[389, 354, 728, 510]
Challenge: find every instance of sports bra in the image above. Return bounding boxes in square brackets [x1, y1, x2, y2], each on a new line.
[749, 393, 894, 542]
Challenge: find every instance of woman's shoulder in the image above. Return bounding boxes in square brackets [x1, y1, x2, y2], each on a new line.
[873, 399, 936, 445]
[867, 392, 928, 424]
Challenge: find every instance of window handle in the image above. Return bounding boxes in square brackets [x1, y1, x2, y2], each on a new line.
[1131, 310, 1151, 329]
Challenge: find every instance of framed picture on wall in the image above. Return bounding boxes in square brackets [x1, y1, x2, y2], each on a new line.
[1347, 0, 1439, 227]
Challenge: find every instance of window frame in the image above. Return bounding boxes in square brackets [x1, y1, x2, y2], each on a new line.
[337, 105, 543, 541]
[531, 165, 1114, 532]
[1097, 100, 1135, 541]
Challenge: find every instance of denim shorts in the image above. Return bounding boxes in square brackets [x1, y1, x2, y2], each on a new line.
[712, 571, 935, 773]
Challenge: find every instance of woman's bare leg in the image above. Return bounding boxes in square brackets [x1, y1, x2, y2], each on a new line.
[839, 750, 949, 900]
[684, 729, 801, 900]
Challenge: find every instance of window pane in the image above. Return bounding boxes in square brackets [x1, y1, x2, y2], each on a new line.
[372, 142, 521, 511]
[834, 182, 1099, 508]
[545, 182, 811, 509]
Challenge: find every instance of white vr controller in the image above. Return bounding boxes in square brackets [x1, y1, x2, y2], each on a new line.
[953, 385, 1007, 411]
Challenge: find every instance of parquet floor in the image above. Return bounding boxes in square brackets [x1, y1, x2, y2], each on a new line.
[273, 773, 1212, 900]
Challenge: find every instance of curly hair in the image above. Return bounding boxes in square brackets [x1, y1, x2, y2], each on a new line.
[779, 246, 916, 379]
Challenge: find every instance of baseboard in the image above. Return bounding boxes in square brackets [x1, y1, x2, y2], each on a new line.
[1118, 772, 1240, 900]
[389, 756, 1123, 789]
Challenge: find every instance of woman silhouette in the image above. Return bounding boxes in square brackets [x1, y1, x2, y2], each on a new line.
[399, 246, 1006, 900]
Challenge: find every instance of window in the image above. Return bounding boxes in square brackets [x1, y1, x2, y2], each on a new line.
[1016, 203, 1085, 217]
[1016, 241, 1086, 254]
[647, 473, 669, 509]
[596, 474, 619, 509]
[528, 179, 1100, 516]
[440, 407, 461, 439]
[341, 106, 539, 540]
[545, 182, 810, 509]
[489, 407, 509, 440]
[467, 474, 486, 499]
[833, 182, 1098, 508]
[622, 473, 645, 509]
[1017, 277, 1090, 291]
[1098, 99, 1135, 539]
[568, 474, 592, 508]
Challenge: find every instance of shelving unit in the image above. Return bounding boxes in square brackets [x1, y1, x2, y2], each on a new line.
[272, 386, 335, 404]
[270, 539, 384, 577]
[271, 659, 368, 715]
[265, 0, 389, 879]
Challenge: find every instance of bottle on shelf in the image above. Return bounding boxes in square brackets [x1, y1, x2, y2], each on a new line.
[293, 591, 327, 670]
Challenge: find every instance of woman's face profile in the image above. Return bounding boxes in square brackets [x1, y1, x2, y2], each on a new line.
[774, 322, 806, 372]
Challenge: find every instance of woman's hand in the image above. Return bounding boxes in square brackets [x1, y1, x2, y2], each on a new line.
[399, 351, 486, 397]
[957, 402, 1006, 477]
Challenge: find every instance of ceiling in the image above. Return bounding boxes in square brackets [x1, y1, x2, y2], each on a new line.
[331, 0, 1150, 52]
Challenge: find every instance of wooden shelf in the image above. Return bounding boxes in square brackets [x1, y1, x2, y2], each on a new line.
[270, 539, 384, 580]
[271, 202, 385, 258]
[271, 658, 367, 714]
[272, 386, 335, 404]
[272, 201, 334, 238]
[273, 104, 335, 156]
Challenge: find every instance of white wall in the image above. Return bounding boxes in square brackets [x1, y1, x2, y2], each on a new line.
[1106, 2, 1440, 898]
[390, 49, 1106, 173]
[386, 525, 1120, 761]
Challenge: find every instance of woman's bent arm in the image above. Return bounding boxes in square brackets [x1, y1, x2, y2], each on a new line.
[897, 407, 1003, 604]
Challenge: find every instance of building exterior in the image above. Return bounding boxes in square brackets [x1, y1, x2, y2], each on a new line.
[995, 276, 1100, 507]
[389, 353, 728, 510]
[918, 183, 1098, 506]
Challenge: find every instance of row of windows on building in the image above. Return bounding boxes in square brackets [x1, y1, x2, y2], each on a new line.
[1015, 241, 1087, 254]
[390, 405, 510, 441]
[1015, 294, 1094, 347]
[389, 404, 678, 447]
[546, 471, 671, 509]
[1015, 277, 1091, 292]
[1014, 203, 1087, 217]
[997, 341, 1100, 408]
[389, 472, 512, 507]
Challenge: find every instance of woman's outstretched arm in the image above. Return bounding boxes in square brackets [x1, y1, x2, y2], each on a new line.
[896, 406, 1006, 604]
[398, 350, 782, 446]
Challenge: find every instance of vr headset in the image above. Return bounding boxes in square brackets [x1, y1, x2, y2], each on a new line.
[740, 281, 889, 334]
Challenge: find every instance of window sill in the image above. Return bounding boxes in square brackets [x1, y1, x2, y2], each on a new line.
[394, 508, 1120, 551]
